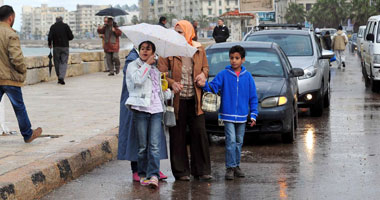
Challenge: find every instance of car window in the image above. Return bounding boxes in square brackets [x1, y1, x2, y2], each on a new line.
[314, 35, 322, 56]
[365, 21, 373, 40]
[246, 34, 313, 56]
[358, 28, 364, 38]
[206, 48, 284, 77]
[377, 23, 380, 43]
[278, 48, 292, 73]
[370, 22, 377, 35]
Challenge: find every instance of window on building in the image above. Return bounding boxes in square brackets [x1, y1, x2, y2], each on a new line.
[208, 9, 212, 15]
[190, 8, 193, 12]
[209, 1, 211, 6]
[158, 7, 163, 13]
[306, 4, 312, 11]
[226, 8, 230, 12]
[235, 0, 238, 5]
[227, 0, 230, 5]
[219, 0, 222, 6]
[219, 9, 222, 15]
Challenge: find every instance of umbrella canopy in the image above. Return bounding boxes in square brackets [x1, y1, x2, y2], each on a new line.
[95, 7, 128, 17]
[48, 50, 53, 77]
[120, 23, 197, 58]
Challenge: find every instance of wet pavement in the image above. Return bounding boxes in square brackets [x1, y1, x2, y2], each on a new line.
[43, 51, 380, 199]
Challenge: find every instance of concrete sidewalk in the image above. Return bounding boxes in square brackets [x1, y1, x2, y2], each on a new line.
[0, 72, 123, 200]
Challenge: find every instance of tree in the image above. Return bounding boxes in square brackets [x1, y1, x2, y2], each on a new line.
[349, 0, 377, 31]
[131, 15, 139, 25]
[118, 17, 126, 26]
[184, 16, 194, 22]
[161, 13, 177, 26]
[197, 15, 210, 29]
[285, 3, 306, 24]
[307, 0, 350, 28]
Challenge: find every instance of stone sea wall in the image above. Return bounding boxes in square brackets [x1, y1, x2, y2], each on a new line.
[24, 50, 130, 85]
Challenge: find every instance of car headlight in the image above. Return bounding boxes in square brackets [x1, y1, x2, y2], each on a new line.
[299, 65, 317, 80]
[261, 96, 288, 108]
[374, 54, 380, 64]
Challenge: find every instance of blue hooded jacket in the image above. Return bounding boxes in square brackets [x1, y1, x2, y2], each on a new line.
[203, 66, 259, 123]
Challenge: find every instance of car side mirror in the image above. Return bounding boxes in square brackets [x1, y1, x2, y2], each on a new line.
[290, 68, 304, 77]
[366, 33, 374, 42]
[320, 50, 335, 59]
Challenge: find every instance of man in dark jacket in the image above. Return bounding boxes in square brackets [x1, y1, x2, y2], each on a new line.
[212, 19, 229, 43]
[48, 16, 74, 85]
[158, 16, 167, 28]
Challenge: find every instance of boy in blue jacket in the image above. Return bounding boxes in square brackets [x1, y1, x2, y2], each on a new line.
[196, 45, 258, 180]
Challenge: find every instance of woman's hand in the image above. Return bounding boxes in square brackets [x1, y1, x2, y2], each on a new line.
[172, 82, 183, 94]
[146, 55, 156, 65]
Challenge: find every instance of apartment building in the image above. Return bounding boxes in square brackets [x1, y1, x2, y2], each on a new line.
[76, 5, 110, 36]
[21, 4, 68, 40]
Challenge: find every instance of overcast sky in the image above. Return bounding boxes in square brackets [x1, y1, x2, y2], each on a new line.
[4, 0, 138, 31]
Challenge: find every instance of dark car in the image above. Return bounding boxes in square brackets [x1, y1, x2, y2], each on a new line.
[205, 42, 304, 143]
[349, 33, 357, 53]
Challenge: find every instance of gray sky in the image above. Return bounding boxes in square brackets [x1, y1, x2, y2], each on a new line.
[4, 0, 138, 31]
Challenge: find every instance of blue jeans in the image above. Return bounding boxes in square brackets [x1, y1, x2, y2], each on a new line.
[0, 86, 33, 139]
[224, 122, 245, 168]
[133, 111, 162, 178]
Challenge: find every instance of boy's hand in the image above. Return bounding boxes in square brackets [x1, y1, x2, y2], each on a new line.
[250, 119, 256, 127]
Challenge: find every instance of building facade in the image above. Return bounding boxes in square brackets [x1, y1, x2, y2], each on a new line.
[75, 5, 110, 37]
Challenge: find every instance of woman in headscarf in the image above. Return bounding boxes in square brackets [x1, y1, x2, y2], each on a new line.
[158, 20, 212, 181]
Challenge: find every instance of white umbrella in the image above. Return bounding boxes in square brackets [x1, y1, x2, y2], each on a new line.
[120, 23, 197, 58]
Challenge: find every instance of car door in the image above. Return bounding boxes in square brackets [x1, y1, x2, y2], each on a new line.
[314, 34, 329, 91]
[363, 21, 375, 75]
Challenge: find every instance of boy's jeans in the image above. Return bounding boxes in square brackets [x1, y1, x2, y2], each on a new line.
[133, 111, 162, 178]
[224, 122, 245, 168]
[0, 86, 33, 139]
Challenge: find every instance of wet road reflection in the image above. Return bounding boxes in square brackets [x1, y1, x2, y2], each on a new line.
[44, 51, 380, 199]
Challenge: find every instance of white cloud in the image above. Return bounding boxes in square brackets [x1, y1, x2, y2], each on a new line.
[3, 0, 138, 32]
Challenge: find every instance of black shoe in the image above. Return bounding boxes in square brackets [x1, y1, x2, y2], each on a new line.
[58, 79, 65, 85]
[108, 73, 114, 76]
[225, 168, 234, 180]
[234, 166, 245, 177]
[342, 62, 345, 68]
[115, 68, 120, 75]
[103, 70, 110, 73]
[175, 176, 190, 181]
[195, 175, 213, 181]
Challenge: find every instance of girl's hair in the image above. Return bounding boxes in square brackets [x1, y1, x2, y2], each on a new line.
[138, 41, 156, 53]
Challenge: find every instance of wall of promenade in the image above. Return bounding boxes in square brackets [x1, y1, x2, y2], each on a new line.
[24, 50, 130, 85]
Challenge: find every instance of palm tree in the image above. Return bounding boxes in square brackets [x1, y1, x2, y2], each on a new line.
[307, 0, 350, 28]
[285, 3, 306, 24]
[350, 0, 376, 31]
[197, 15, 209, 29]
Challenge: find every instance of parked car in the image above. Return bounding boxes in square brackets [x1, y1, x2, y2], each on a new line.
[243, 26, 334, 117]
[205, 41, 304, 143]
[362, 15, 380, 92]
[349, 33, 358, 53]
[357, 25, 366, 66]
[320, 28, 337, 39]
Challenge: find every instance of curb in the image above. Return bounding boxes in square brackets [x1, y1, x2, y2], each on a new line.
[0, 128, 119, 200]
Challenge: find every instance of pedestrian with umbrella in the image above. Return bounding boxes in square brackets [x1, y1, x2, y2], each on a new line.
[96, 7, 127, 76]
[158, 20, 212, 181]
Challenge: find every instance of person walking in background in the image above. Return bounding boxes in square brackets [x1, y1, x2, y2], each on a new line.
[98, 17, 122, 76]
[125, 41, 172, 189]
[192, 20, 199, 41]
[323, 31, 332, 50]
[117, 47, 168, 182]
[48, 16, 73, 85]
[158, 16, 167, 28]
[332, 25, 348, 69]
[99, 17, 109, 73]
[158, 20, 212, 181]
[196, 45, 258, 180]
[212, 19, 229, 43]
[0, 5, 42, 143]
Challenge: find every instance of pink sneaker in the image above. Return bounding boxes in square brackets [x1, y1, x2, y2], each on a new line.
[159, 171, 168, 180]
[133, 172, 140, 182]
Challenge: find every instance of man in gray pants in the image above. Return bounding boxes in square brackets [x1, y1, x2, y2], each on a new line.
[48, 16, 74, 85]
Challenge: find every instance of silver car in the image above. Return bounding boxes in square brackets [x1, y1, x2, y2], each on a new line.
[244, 29, 333, 116]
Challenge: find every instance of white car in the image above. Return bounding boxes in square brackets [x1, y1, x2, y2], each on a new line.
[362, 15, 380, 92]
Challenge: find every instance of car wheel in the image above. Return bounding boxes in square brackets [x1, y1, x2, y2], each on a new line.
[363, 65, 370, 88]
[310, 85, 324, 117]
[324, 80, 330, 108]
[282, 115, 295, 143]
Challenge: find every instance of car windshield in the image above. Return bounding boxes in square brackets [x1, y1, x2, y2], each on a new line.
[246, 34, 313, 56]
[206, 48, 284, 77]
